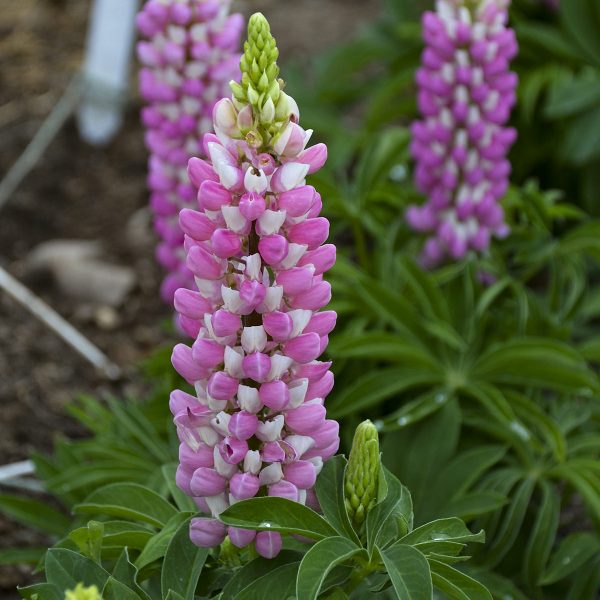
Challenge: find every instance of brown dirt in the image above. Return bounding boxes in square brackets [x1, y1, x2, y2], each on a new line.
[0, 0, 380, 597]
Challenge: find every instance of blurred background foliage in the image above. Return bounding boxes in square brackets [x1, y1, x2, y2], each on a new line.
[1, 0, 600, 598]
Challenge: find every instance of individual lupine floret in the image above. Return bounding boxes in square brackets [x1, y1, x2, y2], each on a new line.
[345, 420, 380, 531]
[137, 0, 244, 302]
[170, 12, 337, 559]
[406, 0, 518, 267]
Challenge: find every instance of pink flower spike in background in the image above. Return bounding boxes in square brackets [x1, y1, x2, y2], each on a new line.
[137, 0, 244, 302]
[169, 12, 339, 559]
[407, 0, 518, 267]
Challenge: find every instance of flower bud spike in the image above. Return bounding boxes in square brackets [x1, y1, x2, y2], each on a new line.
[344, 420, 380, 532]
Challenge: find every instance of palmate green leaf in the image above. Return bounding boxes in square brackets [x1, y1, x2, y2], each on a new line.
[296, 537, 363, 600]
[565, 555, 600, 600]
[483, 478, 536, 568]
[315, 455, 360, 544]
[472, 338, 598, 395]
[220, 551, 301, 599]
[463, 568, 530, 600]
[136, 512, 192, 570]
[380, 389, 453, 432]
[45, 548, 110, 591]
[561, 0, 600, 66]
[429, 560, 492, 600]
[522, 480, 560, 588]
[18, 583, 62, 600]
[399, 518, 485, 547]
[219, 497, 337, 540]
[328, 332, 438, 371]
[549, 464, 600, 524]
[507, 391, 567, 462]
[434, 446, 507, 503]
[0, 494, 70, 536]
[164, 592, 185, 600]
[161, 517, 208, 600]
[380, 545, 432, 600]
[74, 483, 178, 528]
[561, 106, 600, 166]
[545, 71, 600, 119]
[383, 401, 461, 515]
[329, 368, 441, 419]
[441, 492, 507, 522]
[541, 532, 600, 585]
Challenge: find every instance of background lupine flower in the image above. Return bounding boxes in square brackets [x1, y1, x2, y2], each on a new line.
[170, 12, 338, 559]
[406, 0, 518, 267]
[137, 0, 244, 302]
[64, 583, 101, 600]
[345, 420, 380, 531]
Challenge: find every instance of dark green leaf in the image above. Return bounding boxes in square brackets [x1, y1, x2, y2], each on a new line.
[380, 544, 432, 600]
[74, 483, 177, 528]
[0, 494, 69, 536]
[219, 497, 337, 540]
[296, 537, 363, 600]
[429, 560, 492, 600]
[161, 517, 208, 600]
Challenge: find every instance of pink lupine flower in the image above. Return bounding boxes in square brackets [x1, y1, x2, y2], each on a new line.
[170, 13, 339, 559]
[407, 0, 518, 267]
[137, 0, 244, 302]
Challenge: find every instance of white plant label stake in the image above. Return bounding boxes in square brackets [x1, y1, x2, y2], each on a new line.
[77, 0, 140, 145]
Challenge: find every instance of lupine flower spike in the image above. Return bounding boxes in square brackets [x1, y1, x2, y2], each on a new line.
[170, 12, 338, 559]
[64, 583, 101, 600]
[345, 420, 380, 532]
[407, 0, 518, 267]
[137, 0, 244, 302]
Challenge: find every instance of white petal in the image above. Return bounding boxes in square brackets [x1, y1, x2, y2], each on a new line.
[245, 253, 263, 281]
[199, 425, 221, 447]
[307, 456, 324, 475]
[258, 463, 283, 486]
[241, 326, 267, 353]
[258, 285, 283, 313]
[205, 493, 229, 517]
[244, 450, 262, 474]
[258, 210, 287, 236]
[279, 243, 308, 269]
[213, 446, 237, 478]
[268, 354, 294, 381]
[289, 309, 313, 337]
[280, 163, 309, 191]
[283, 434, 315, 458]
[237, 385, 262, 413]
[224, 346, 244, 378]
[244, 167, 268, 194]
[207, 397, 228, 412]
[256, 415, 285, 442]
[221, 286, 245, 313]
[288, 378, 309, 408]
[211, 411, 231, 436]
[222, 206, 247, 233]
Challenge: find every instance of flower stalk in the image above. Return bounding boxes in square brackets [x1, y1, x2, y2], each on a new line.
[170, 12, 338, 559]
[137, 0, 244, 302]
[407, 0, 518, 267]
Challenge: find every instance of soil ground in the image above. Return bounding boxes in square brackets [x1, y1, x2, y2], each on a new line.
[0, 0, 380, 596]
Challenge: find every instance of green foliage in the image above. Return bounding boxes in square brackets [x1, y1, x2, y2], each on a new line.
[11, 441, 486, 600]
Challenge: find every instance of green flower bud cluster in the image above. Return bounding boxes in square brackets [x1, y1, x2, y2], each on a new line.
[64, 583, 102, 600]
[345, 420, 380, 530]
[230, 13, 294, 148]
